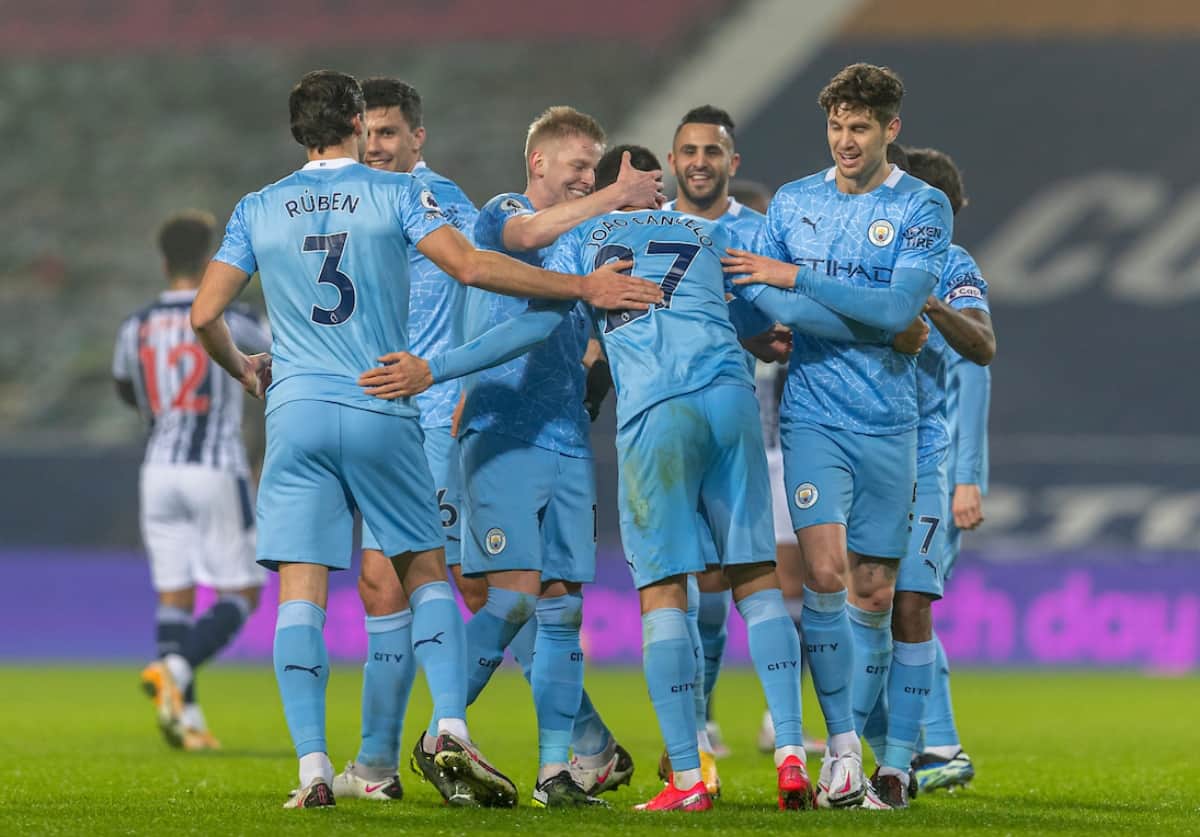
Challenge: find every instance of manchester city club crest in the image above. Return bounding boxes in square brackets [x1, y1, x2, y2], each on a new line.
[485, 527, 507, 555]
[868, 218, 895, 247]
[794, 482, 819, 510]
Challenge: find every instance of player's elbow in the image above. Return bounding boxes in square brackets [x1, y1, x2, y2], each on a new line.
[189, 303, 218, 334]
[454, 253, 487, 289]
[504, 221, 545, 252]
[963, 329, 997, 366]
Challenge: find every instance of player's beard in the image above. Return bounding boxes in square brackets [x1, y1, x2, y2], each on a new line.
[677, 168, 728, 212]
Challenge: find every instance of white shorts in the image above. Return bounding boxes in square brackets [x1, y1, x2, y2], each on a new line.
[139, 464, 264, 592]
[767, 445, 795, 544]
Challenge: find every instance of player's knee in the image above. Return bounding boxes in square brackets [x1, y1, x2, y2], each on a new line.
[891, 591, 933, 642]
[804, 562, 847, 594]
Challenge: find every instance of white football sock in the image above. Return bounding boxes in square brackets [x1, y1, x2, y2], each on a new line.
[299, 752, 333, 787]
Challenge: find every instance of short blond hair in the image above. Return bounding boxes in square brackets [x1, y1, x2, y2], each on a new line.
[524, 106, 606, 166]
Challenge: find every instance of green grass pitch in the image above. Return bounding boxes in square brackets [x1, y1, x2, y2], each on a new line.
[0, 665, 1196, 834]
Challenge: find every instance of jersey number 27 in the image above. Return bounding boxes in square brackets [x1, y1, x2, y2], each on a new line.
[594, 240, 699, 333]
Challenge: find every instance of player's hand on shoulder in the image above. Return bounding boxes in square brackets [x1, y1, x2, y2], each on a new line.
[240, 352, 272, 399]
[358, 352, 433, 400]
[580, 259, 663, 311]
[614, 150, 665, 210]
[892, 317, 929, 355]
[952, 484, 984, 530]
[723, 249, 799, 289]
[741, 325, 793, 364]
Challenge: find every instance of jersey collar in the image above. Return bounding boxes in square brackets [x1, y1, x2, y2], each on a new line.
[159, 288, 198, 302]
[824, 163, 904, 190]
[301, 157, 357, 171]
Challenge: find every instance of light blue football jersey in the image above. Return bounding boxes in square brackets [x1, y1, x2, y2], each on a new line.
[665, 195, 766, 243]
[917, 244, 991, 466]
[213, 158, 448, 417]
[461, 192, 591, 457]
[408, 162, 478, 429]
[545, 209, 753, 429]
[752, 165, 952, 435]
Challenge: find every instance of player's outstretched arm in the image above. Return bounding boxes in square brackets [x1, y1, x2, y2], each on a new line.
[926, 300, 995, 365]
[501, 151, 664, 251]
[417, 225, 661, 310]
[358, 301, 573, 400]
[190, 260, 272, 398]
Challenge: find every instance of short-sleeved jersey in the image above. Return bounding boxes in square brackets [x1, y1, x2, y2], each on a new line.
[751, 165, 952, 435]
[213, 158, 448, 418]
[113, 289, 271, 471]
[546, 209, 753, 429]
[408, 162, 478, 428]
[461, 192, 591, 457]
[917, 244, 991, 466]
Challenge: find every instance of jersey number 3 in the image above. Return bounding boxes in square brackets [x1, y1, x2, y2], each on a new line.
[594, 240, 699, 333]
[304, 231, 355, 325]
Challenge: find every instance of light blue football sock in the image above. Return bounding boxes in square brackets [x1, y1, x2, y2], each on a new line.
[848, 604, 893, 735]
[697, 589, 731, 715]
[465, 586, 537, 705]
[642, 607, 699, 772]
[410, 581, 470, 738]
[685, 576, 707, 736]
[922, 632, 960, 748]
[863, 684, 889, 765]
[508, 617, 537, 681]
[355, 609, 414, 771]
[884, 638, 937, 770]
[800, 586, 855, 736]
[273, 600, 329, 758]
[511, 615, 612, 758]
[738, 588, 803, 748]
[532, 594, 585, 768]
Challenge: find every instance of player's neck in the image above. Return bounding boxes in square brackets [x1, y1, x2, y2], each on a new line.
[167, 277, 199, 292]
[306, 138, 360, 164]
[835, 160, 892, 196]
[673, 192, 729, 221]
[525, 180, 555, 212]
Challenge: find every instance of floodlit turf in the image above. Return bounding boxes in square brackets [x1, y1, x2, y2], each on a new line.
[0, 665, 1196, 835]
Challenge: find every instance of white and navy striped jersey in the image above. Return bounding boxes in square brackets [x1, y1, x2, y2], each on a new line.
[754, 360, 786, 451]
[113, 289, 271, 471]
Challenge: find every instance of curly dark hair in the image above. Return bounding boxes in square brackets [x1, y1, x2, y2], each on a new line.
[289, 70, 365, 152]
[905, 147, 968, 215]
[817, 63, 905, 126]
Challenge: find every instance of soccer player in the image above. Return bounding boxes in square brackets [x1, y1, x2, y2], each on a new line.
[325, 77, 480, 803]
[189, 70, 661, 809]
[722, 63, 953, 808]
[902, 146, 994, 795]
[376, 106, 660, 808]
[660, 104, 779, 787]
[114, 210, 270, 752]
[361, 144, 926, 812]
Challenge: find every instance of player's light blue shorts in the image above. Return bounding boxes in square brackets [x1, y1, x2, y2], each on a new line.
[459, 429, 596, 583]
[257, 400, 442, 571]
[362, 424, 462, 565]
[617, 382, 775, 589]
[780, 420, 917, 560]
[943, 502, 965, 583]
[897, 452, 950, 599]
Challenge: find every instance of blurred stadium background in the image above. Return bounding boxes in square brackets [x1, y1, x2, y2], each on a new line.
[2, 0, 1197, 673]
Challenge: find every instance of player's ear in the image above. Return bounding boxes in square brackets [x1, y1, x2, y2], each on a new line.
[351, 112, 364, 137]
[729, 151, 741, 177]
[885, 116, 901, 145]
[529, 149, 545, 179]
[413, 126, 427, 152]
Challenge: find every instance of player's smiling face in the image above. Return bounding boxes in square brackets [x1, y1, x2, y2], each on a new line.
[826, 104, 900, 191]
[539, 134, 602, 204]
[364, 107, 424, 173]
[669, 122, 739, 210]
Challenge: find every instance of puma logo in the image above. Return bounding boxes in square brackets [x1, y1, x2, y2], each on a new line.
[284, 664, 322, 678]
[923, 559, 939, 577]
[414, 631, 446, 649]
[801, 216, 820, 232]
